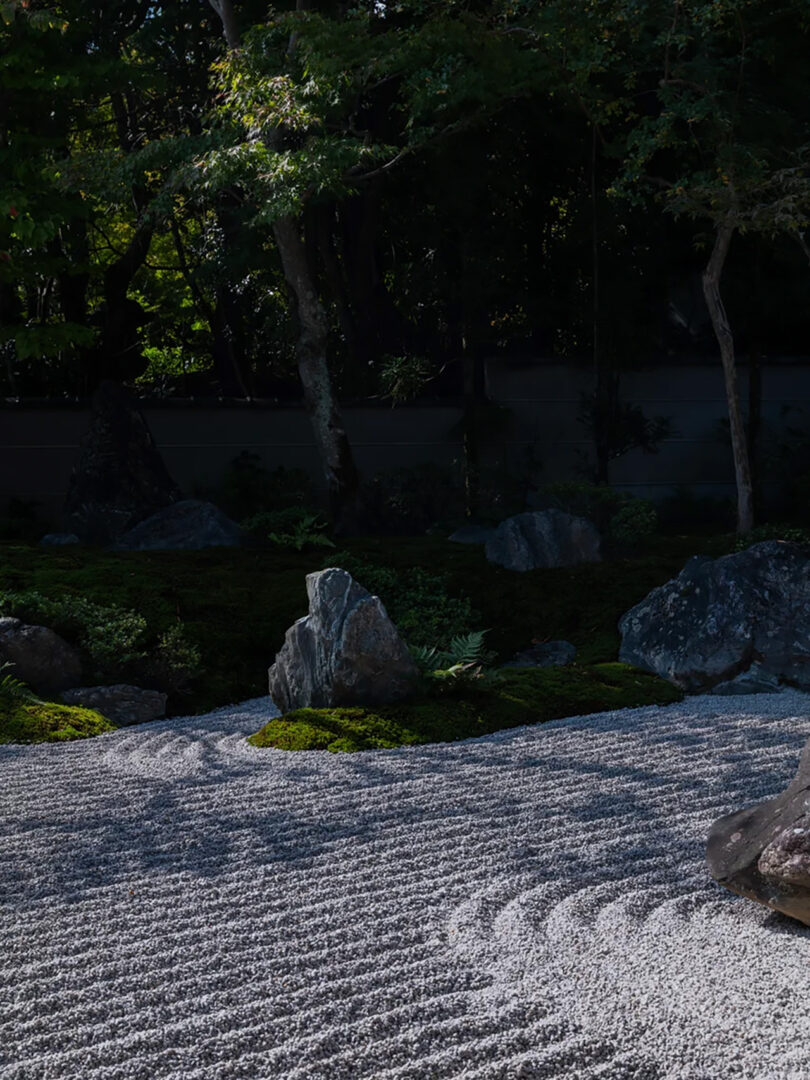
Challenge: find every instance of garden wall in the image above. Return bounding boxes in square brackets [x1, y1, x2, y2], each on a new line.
[2, 359, 809, 524]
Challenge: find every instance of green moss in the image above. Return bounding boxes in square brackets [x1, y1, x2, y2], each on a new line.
[0, 699, 118, 744]
[247, 664, 683, 752]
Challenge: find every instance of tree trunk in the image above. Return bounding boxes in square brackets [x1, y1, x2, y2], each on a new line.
[702, 218, 754, 533]
[273, 216, 359, 527]
[208, 0, 360, 529]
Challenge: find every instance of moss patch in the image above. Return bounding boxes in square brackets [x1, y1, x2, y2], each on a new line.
[0, 700, 118, 744]
[248, 663, 683, 752]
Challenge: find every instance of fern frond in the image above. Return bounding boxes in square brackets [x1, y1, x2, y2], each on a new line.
[0, 662, 42, 704]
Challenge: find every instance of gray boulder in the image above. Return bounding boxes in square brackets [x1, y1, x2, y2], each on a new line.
[502, 640, 577, 669]
[707, 736, 810, 926]
[618, 541, 810, 692]
[112, 499, 244, 551]
[709, 663, 785, 696]
[484, 510, 601, 572]
[0, 617, 82, 695]
[60, 684, 167, 726]
[268, 568, 420, 713]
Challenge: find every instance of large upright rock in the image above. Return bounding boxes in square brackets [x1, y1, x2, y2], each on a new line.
[64, 380, 181, 545]
[268, 568, 420, 713]
[112, 500, 244, 551]
[618, 541, 810, 692]
[707, 736, 810, 926]
[484, 510, 602, 572]
[0, 617, 82, 695]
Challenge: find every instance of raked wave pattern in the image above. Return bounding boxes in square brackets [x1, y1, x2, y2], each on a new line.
[3, 691, 810, 1079]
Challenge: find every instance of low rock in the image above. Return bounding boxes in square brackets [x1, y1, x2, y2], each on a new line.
[0, 617, 82, 695]
[60, 684, 167, 726]
[709, 663, 785, 696]
[619, 541, 810, 692]
[112, 499, 244, 551]
[268, 567, 420, 712]
[448, 524, 497, 545]
[39, 533, 80, 546]
[707, 736, 810, 926]
[502, 640, 577, 668]
[484, 510, 602, 572]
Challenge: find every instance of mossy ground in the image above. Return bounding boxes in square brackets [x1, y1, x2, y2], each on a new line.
[0, 699, 117, 744]
[248, 664, 684, 753]
[0, 532, 730, 723]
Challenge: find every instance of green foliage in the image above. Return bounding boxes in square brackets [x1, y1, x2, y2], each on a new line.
[358, 462, 466, 535]
[248, 663, 684, 753]
[0, 661, 41, 704]
[266, 510, 336, 552]
[608, 499, 659, 545]
[733, 523, 810, 552]
[0, 587, 201, 689]
[377, 354, 437, 404]
[412, 629, 501, 689]
[200, 454, 315, 522]
[324, 551, 477, 650]
[537, 482, 657, 546]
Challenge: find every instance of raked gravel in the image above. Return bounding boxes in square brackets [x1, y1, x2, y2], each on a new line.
[3, 691, 810, 1080]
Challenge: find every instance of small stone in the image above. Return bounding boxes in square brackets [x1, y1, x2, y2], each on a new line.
[39, 533, 80, 546]
[448, 525, 497, 545]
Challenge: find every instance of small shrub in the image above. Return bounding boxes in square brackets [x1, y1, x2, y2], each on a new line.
[733, 523, 810, 552]
[358, 462, 465, 535]
[198, 452, 315, 520]
[243, 506, 335, 551]
[324, 552, 477, 649]
[608, 499, 658, 545]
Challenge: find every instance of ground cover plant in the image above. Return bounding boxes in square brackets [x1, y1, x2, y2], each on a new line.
[0, 529, 737, 747]
[248, 664, 684, 752]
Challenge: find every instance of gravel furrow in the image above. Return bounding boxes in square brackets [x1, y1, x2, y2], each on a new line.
[3, 691, 810, 1078]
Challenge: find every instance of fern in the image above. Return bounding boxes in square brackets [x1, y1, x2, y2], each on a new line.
[0, 662, 42, 704]
[411, 629, 500, 688]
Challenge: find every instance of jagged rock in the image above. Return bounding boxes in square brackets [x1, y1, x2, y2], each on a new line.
[448, 525, 497, 545]
[0, 617, 82, 695]
[268, 568, 420, 713]
[112, 499, 244, 551]
[60, 684, 167, 726]
[707, 736, 810, 926]
[39, 533, 80, 546]
[618, 541, 810, 692]
[484, 510, 602, 572]
[64, 379, 181, 545]
[709, 663, 785, 696]
[501, 640, 577, 669]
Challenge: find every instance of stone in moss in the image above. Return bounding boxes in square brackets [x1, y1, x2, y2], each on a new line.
[0, 700, 117, 744]
[248, 664, 683, 753]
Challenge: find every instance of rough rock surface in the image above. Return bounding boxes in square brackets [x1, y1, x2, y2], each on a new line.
[63, 379, 181, 544]
[707, 734, 810, 925]
[502, 640, 577, 669]
[112, 499, 244, 551]
[484, 510, 602, 572]
[710, 662, 784, 696]
[60, 685, 167, 726]
[619, 540, 810, 692]
[0, 617, 82, 695]
[268, 568, 420, 713]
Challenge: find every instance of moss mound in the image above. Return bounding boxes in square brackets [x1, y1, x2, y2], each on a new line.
[248, 663, 683, 753]
[0, 699, 118, 744]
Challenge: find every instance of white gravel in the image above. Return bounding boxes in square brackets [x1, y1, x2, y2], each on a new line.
[3, 690, 810, 1079]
